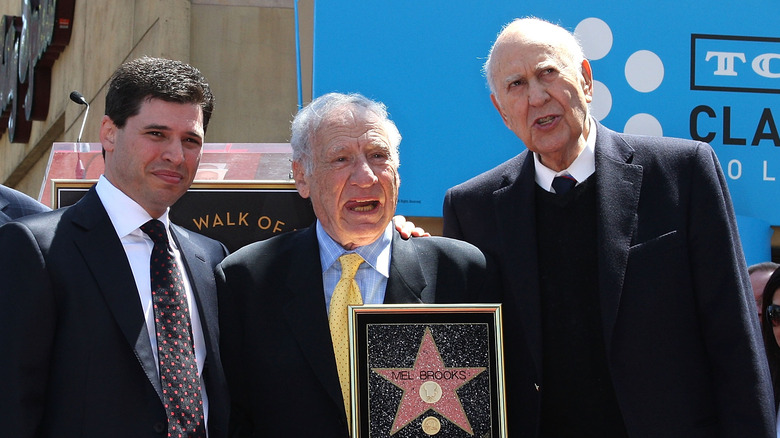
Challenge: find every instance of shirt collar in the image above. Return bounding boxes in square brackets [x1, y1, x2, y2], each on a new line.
[316, 220, 392, 278]
[534, 116, 597, 191]
[95, 175, 171, 239]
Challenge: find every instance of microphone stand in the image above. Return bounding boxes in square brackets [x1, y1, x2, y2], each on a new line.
[69, 91, 90, 179]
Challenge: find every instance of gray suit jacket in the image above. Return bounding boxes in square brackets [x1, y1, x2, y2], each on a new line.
[0, 187, 230, 438]
[216, 223, 499, 437]
[0, 184, 50, 224]
[443, 121, 775, 437]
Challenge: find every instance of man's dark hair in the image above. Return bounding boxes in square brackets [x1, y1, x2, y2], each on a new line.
[105, 56, 215, 131]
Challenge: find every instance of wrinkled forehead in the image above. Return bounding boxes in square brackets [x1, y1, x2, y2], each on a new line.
[322, 104, 372, 125]
[315, 105, 389, 146]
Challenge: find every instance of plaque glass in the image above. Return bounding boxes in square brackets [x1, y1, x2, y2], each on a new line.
[349, 304, 506, 438]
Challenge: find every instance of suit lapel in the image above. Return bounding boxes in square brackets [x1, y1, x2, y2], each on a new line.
[491, 128, 642, 376]
[593, 123, 642, 351]
[280, 226, 346, 413]
[171, 226, 219, 353]
[384, 231, 425, 304]
[0, 193, 11, 223]
[69, 189, 163, 400]
[494, 152, 544, 377]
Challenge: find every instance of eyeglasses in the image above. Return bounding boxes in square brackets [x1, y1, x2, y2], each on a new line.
[766, 304, 780, 327]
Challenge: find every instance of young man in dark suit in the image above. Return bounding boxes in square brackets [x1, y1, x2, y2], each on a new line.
[0, 57, 229, 438]
[217, 92, 498, 437]
[443, 17, 774, 438]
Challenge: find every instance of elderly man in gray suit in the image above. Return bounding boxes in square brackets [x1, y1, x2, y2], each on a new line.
[217, 92, 499, 437]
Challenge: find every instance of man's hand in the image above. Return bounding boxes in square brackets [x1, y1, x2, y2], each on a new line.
[393, 215, 430, 239]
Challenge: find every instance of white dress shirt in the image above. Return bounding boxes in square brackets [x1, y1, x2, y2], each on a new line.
[95, 175, 210, 429]
[776, 404, 780, 438]
[534, 116, 597, 192]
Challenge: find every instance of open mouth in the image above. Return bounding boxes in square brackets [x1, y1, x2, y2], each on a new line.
[348, 200, 380, 212]
[535, 115, 556, 126]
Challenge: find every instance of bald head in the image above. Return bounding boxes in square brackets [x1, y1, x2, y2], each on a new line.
[483, 16, 594, 171]
[484, 17, 586, 94]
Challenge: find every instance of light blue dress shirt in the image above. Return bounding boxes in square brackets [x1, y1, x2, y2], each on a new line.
[317, 220, 393, 312]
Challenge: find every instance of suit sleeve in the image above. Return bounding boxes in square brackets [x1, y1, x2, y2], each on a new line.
[687, 143, 775, 435]
[215, 262, 253, 437]
[0, 222, 56, 437]
[442, 188, 465, 240]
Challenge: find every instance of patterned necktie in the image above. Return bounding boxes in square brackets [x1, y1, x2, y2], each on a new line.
[140, 219, 206, 438]
[552, 174, 577, 195]
[328, 253, 364, 429]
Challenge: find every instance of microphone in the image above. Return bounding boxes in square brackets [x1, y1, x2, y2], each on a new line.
[69, 90, 88, 106]
[69, 91, 90, 179]
[69, 91, 90, 143]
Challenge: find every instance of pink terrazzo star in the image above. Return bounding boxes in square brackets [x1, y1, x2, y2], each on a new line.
[373, 327, 486, 435]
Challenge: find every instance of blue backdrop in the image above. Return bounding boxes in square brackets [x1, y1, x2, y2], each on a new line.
[311, 1, 780, 264]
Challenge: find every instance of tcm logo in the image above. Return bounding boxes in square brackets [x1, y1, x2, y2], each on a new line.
[691, 34, 780, 94]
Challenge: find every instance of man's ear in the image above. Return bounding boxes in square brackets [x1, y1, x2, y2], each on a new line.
[491, 94, 510, 125]
[99, 115, 117, 152]
[292, 160, 310, 199]
[581, 59, 594, 103]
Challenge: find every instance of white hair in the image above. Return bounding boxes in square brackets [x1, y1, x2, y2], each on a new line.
[290, 92, 401, 175]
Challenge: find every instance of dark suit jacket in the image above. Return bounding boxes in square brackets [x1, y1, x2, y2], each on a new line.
[0, 188, 230, 438]
[216, 224, 499, 437]
[443, 121, 775, 437]
[0, 184, 50, 225]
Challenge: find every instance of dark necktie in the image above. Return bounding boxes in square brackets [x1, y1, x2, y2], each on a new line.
[552, 174, 577, 195]
[140, 219, 206, 438]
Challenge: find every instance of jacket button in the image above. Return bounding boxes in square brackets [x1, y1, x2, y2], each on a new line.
[154, 422, 166, 433]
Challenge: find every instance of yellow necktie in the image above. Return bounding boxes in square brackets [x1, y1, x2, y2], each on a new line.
[329, 253, 364, 430]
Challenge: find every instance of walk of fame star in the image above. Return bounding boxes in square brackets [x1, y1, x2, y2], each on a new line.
[372, 326, 486, 435]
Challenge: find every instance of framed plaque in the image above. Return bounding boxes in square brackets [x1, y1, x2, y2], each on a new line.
[349, 304, 506, 438]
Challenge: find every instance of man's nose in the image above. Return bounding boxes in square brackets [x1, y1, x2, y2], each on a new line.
[528, 82, 549, 107]
[351, 157, 378, 186]
[161, 139, 186, 164]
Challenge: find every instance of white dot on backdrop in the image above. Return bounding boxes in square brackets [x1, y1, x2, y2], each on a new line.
[574, 18, 613, 61]
[625, 50, 664, 92]
[624, 113, 663, 136]
[590, 80, 612, 121]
